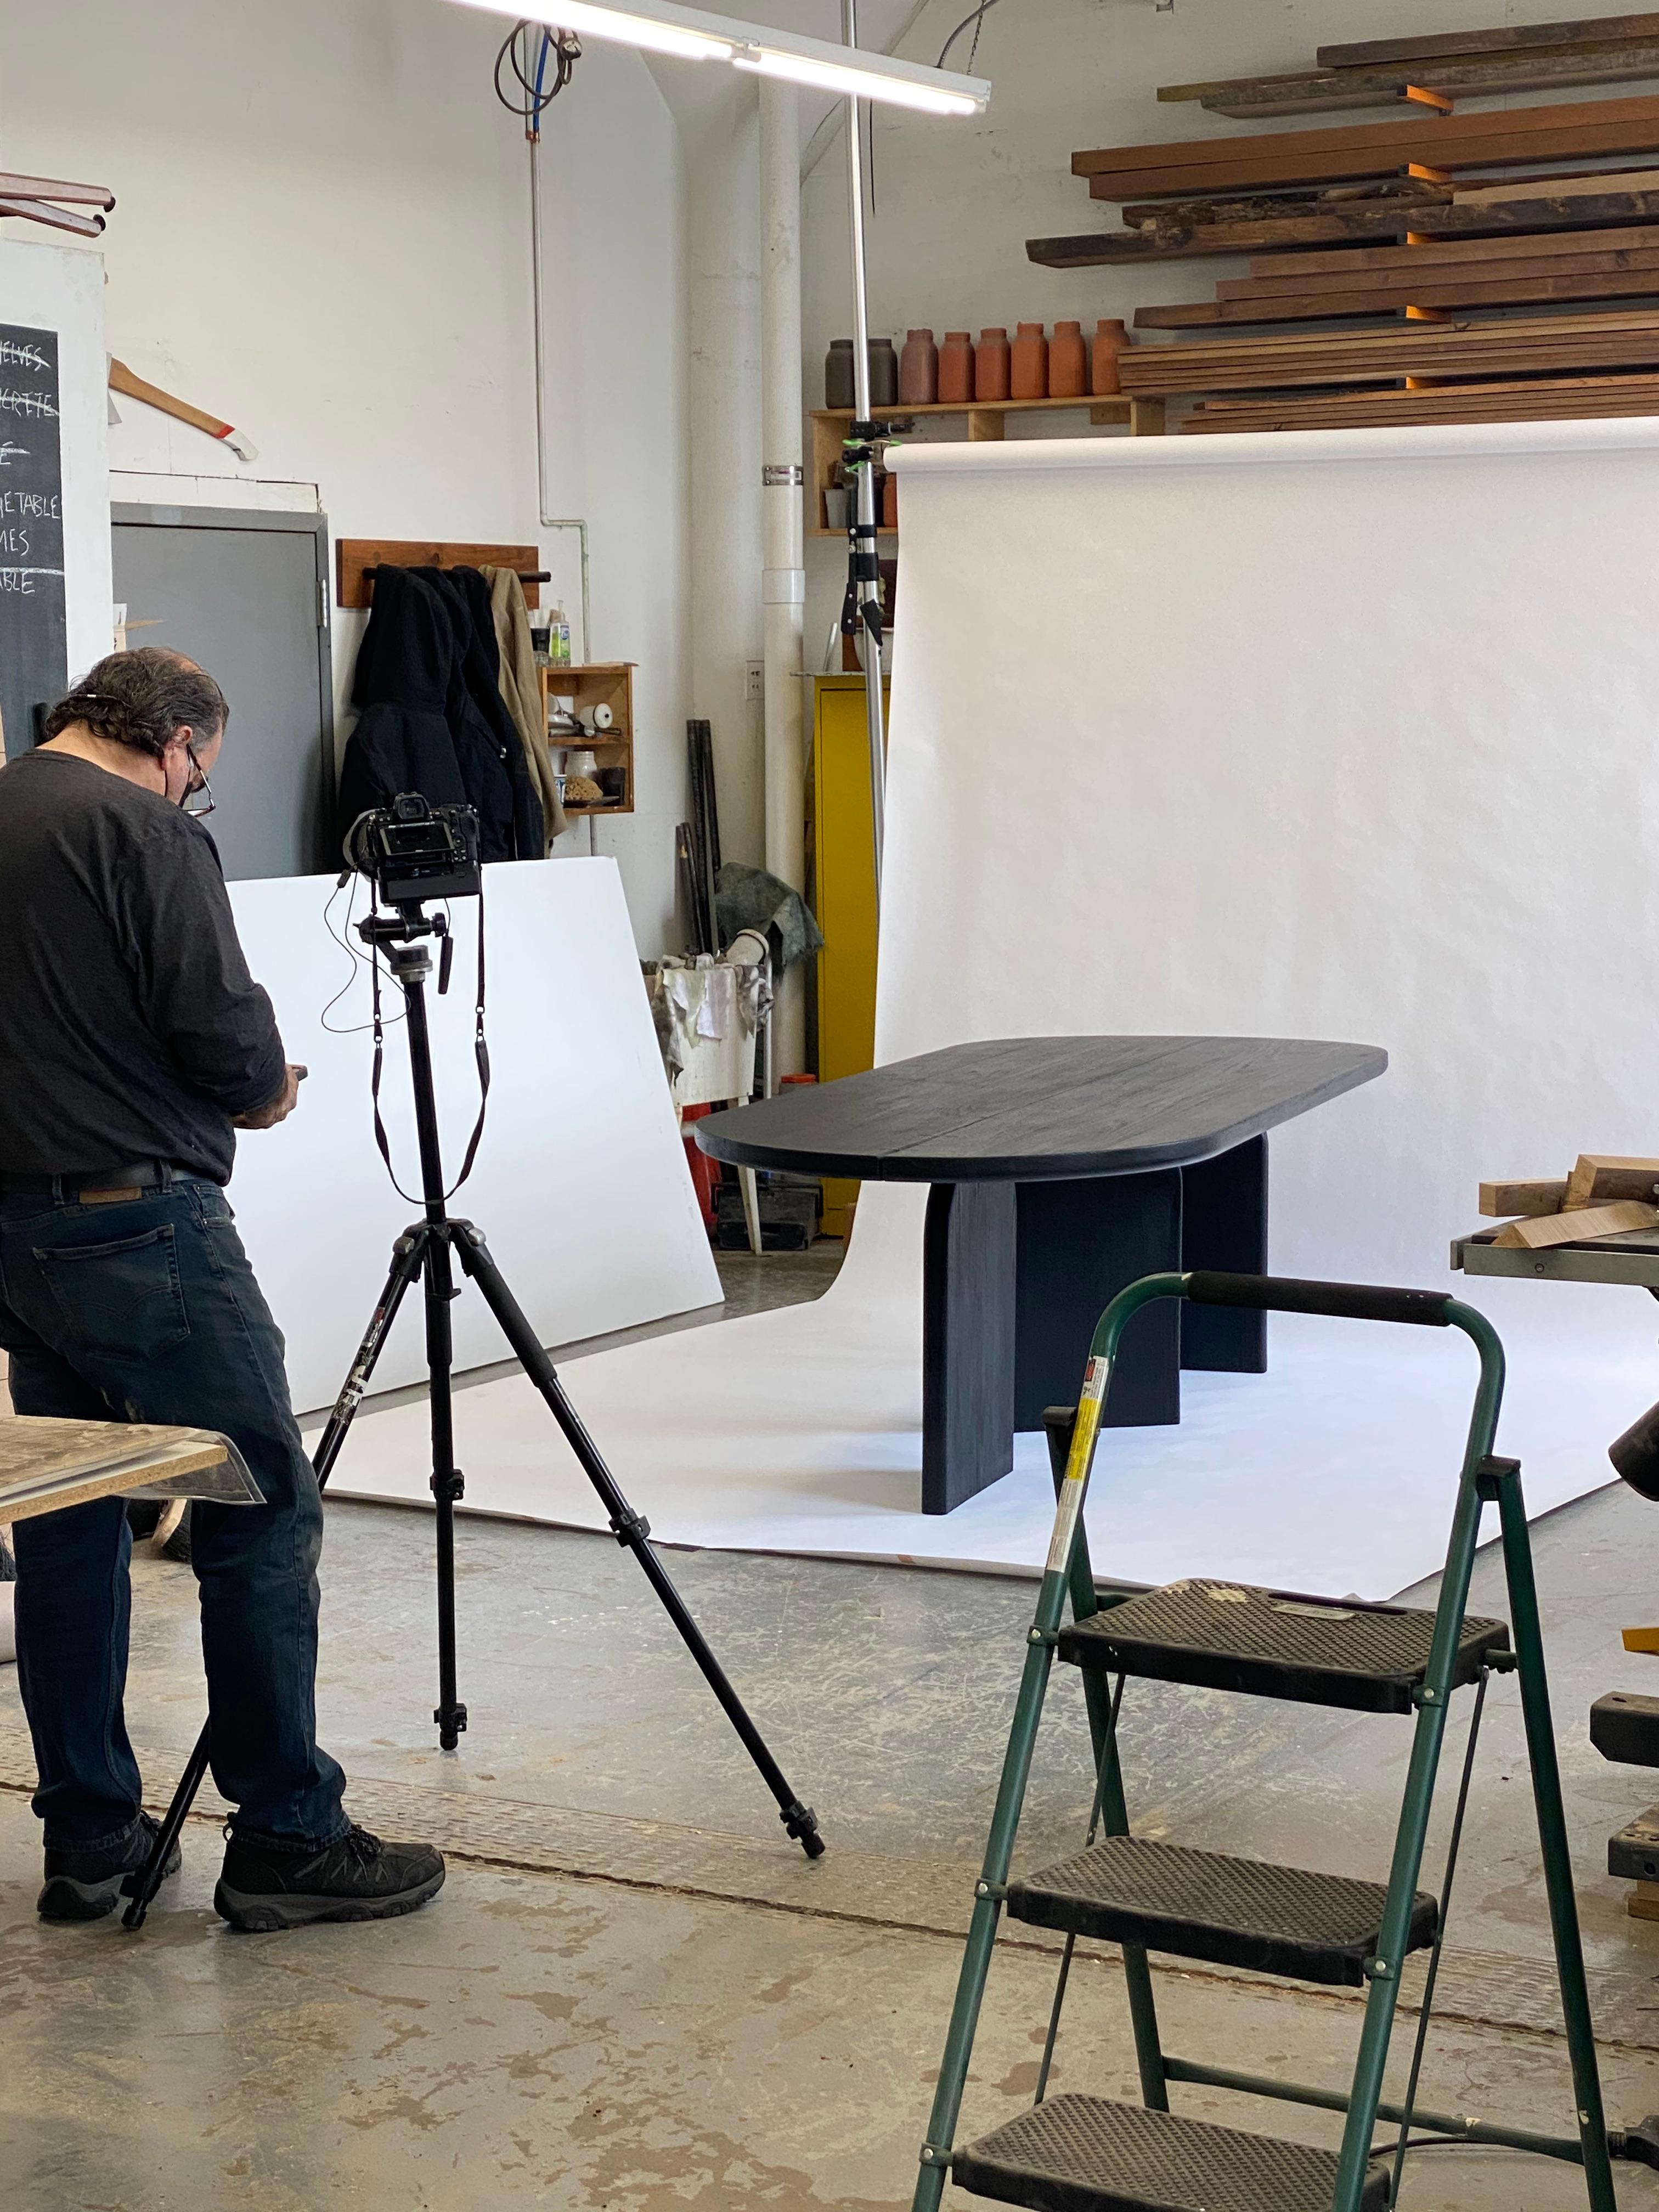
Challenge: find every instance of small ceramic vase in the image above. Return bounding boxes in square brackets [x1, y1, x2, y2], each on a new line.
[870, 337, 899, 407]
[938, 330, 974, 403]
[975, 327, 1011, 401]
[1011, 322, 1048, 401]
[1092, 318, 1128, 397]
[899, 328, 939, 405]
[883, 471, 898, 529]
[1048, 320, 1087, 398]
[825, 338, 855, 409]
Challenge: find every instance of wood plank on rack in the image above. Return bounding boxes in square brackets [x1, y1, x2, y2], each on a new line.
[1073, 91, 1659, 178]
[1029, 184, 1659, 266]
[1118, 305, 1659, 395]
[1136, 249, 1659, 326]
[1183, 41, 1659, 121]
[1317, 12, 1659, 73]
[1180, 368, 1659, 430]
[1247, 219, 1659, 278]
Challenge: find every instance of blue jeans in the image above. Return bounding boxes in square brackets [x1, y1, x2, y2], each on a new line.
[0, 1173, 347, 1852]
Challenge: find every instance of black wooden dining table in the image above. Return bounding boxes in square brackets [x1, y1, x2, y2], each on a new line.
[697, 1035, 1387, 1514]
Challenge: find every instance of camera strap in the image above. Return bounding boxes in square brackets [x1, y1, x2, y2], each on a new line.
[367, 874, 491, 1203]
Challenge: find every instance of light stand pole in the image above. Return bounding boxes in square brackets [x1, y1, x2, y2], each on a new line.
[839, 0, 887, 904]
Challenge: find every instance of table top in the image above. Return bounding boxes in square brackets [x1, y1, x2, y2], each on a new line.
[696, 1035, 1386, 1183]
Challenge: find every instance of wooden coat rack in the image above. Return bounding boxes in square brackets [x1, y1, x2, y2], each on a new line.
[336, 538, 548, 610]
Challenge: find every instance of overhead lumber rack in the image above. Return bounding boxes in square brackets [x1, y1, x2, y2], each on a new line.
[1075, 92, 1659, 201]
[1181, 368, 1659, 431]
[1113, 304, 1659, 395]
[1028, 181, 1659, 264]
[1135, 233, 1659, 325]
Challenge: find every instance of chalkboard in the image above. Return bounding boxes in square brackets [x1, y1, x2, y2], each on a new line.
[0, 323, 67, 758]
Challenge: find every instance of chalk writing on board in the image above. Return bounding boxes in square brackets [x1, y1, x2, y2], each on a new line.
[0, 323, 65, 757]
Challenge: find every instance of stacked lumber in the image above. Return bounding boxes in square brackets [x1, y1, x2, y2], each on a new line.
[1472, 1156, 1659, 1250]
[1136, 227, 1659, 327]
[1115, 306, 1659, 396]
[1074, 92, 1659, 202]
[1160, 11, 1659, 120]
[1181, 371, 1659, 432]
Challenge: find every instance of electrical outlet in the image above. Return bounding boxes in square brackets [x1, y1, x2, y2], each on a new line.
[746, 659, 765, 704]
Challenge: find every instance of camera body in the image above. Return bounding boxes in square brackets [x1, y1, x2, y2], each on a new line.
[345, 793, 481, 906]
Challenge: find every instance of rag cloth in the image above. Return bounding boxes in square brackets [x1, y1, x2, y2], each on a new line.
[714, 862, 823, 969]
[483, 567, 567, 844]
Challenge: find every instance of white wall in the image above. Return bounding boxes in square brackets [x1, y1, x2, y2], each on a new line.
[0, 0, 692, 954]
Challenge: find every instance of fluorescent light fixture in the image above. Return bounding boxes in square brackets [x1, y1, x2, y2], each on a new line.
[731, 46, 980, 117]
[446, 0, 990, 112]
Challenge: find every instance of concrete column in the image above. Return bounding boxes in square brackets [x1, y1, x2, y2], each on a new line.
[760, 80, 806, 1077]
[682, 81, 764, 876]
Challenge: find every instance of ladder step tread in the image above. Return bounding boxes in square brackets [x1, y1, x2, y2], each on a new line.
[1592, 1691, 1659, 1768]
[1005, 1836, 1436, 1987]
[952, 2094, 1390, 2212]
[1059, 1578, 1509, 1712]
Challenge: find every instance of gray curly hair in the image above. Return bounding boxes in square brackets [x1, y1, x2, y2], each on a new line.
[44, 647, 228, 761]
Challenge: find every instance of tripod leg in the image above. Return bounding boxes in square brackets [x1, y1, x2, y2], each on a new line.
[124, 1230, 431, 1931]
[421, 1228, 466, 1751]
[452, 1221, 824, 1858]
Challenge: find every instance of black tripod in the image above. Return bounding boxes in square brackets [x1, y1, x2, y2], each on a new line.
[125, 899, 822, 1927]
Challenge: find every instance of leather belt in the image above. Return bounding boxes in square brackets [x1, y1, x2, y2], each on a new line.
[0, 1160, 181, 1203]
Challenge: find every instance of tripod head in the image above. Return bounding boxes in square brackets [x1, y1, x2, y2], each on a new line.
[358, 901, 456, 994]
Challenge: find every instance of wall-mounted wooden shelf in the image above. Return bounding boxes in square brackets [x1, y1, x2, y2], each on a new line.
[808, 396, 1163, 537]
[539, 662, 636, 817]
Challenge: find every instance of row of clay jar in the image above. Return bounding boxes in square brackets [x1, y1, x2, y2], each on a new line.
[825, 320, 1128, 411]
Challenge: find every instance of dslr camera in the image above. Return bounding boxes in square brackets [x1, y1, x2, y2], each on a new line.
[344, 793, 481, 907]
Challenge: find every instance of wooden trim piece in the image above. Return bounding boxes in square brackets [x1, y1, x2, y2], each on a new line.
[1136, 255, 1659, 327]
[1181, 368, 1659, 430]
[336, 538, 541, 610]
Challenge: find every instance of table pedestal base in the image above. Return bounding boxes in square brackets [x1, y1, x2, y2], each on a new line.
[919, 1136, 1268, 1515]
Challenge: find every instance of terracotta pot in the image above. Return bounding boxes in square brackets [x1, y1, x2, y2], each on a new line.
[975, 327, 1010, 401]
[938, 330, 974, 404]
[899, 328, 938, 406]
[1092, 318, 1128, 397]
[882, 471, 898, 529]
[1011, 322, 1047, 402]
[825, 338, 855, 410]
[1048, 319, 1086, 398]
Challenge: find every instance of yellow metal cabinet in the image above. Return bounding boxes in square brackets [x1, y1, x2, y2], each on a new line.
[811, 674, 887, 1236]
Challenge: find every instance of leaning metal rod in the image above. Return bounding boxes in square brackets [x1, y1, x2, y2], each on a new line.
[450, 1220, 824, 1858]
[1034, 1671, 1125, 2103]
[1389, 1666, 1492, 2203]
[841, 0, 886, 901]
[122, 1232, 431, 1929]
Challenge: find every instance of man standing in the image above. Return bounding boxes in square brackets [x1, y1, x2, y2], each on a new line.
[0, 647, 443, 1929]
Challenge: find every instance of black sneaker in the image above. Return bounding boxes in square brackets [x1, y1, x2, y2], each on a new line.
[38, 1812, 181, 1922]
[214, 1822, 445, 1932]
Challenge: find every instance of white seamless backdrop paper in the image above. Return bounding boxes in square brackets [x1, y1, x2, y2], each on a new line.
[225, 856, 720, 1415]
[328, 421, 1659, 1596]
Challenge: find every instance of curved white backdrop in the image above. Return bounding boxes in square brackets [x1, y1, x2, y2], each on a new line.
[330, 420, 1659, 1596]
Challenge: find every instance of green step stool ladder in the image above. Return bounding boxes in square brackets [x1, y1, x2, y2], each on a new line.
[912, 1269, 1618, 2212]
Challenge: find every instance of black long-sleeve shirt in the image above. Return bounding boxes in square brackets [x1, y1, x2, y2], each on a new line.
[0, 749, 285, 1183]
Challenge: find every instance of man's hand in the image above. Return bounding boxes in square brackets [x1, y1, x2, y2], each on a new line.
[234, 1063, 307, 1130]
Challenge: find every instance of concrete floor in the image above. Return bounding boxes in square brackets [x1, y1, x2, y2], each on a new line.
[7, 1245, 1659, 2207]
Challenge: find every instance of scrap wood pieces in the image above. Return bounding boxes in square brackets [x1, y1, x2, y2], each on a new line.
[1475, 1155, 1659, 1250]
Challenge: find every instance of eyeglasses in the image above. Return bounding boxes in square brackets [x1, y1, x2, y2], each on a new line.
[182, 740, 215, 820]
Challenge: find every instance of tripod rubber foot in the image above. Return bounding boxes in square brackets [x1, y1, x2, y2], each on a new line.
[120, 1896, 149, 1932]
[1615, 2117, 1659, 2167]
[783, 1800, 825, 1859]
[436, 1702, 468, 1751]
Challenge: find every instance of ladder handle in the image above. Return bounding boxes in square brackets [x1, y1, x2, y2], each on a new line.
[1184, 1270, 1454, 1328]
